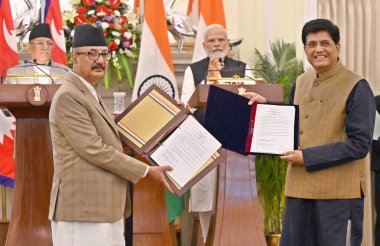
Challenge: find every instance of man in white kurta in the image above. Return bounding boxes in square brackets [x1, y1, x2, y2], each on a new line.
[5, 23, 68, 84]
[181, 24, 254, 242]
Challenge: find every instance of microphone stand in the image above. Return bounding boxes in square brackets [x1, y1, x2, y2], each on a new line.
[202, 67, 261, 84]
[24, 60, 55, 84]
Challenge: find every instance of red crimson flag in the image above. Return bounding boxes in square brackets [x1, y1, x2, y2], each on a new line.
[0, 0, 18, 82]
[44, 0, 67, 65]
[0, 0, 17, 187]
[0, 109, 15, 187]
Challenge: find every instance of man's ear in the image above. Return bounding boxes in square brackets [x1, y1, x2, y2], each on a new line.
[26, 43, 30, 53]
[71, 48, 78, 64]
[336, 42, 341, 55]
[71, 53, 78, 65]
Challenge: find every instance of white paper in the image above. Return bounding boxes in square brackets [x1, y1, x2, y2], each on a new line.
[373, 112, 380, 140]
[250, 104, 295, 155]
[151, 116, 221, 188]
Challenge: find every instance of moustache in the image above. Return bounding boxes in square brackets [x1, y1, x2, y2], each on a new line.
[211, 48, 225, 53]
[91, 64, 105, 71]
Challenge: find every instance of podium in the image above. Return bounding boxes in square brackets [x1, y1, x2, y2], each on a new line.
[188, 84, 284, 245]
[188, 84, 284, 108]
[0, 84, 60, 245]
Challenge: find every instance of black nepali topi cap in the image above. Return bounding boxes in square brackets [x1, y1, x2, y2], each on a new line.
[72, 24, 107, 47]
[29, 23, 52, 41]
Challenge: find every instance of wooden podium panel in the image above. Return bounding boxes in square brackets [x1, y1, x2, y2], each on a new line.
[131, 154, 172, 246]
[188, 84, 284, 108]
[133, 178, 172, 245]
[0, 84, 60, 246]
[207, 151, 266, 245]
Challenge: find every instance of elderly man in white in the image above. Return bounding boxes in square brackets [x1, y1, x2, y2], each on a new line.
[5, 23, 68, 84]
[181, 23, 254, 242]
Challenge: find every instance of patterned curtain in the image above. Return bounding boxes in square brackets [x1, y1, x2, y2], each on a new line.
[318, 0, 376, 89]
[317, 1, 377, 246]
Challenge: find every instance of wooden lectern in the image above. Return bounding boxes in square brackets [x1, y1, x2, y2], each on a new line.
[0, 84, 60, 245]
[188, 84, 284, 108]
[188, 84, 284, 245]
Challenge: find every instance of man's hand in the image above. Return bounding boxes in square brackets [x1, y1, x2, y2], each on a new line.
[207, 56, 223, 79]
[208, 56, 224, 70]
[280, 149, 304, 165]
[241, 92, 268, 104]
[147, 165, 174, 194]
[177, 101, 191, 110]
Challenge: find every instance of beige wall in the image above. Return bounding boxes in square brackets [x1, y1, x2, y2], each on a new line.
[224, 0, 305, 67]
[172, 0, 305, 66]
[137, 0, 379, 90]
[376, 0, 380, 96]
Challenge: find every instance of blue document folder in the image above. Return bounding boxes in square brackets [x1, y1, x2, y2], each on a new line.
[204, 85, 299, 155]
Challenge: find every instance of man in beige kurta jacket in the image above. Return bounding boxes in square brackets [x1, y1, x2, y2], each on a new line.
[49, 24, 173, 246]
[242, 19, 375, 246]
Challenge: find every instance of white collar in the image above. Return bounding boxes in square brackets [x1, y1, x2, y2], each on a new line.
[70, 71, 99, 103]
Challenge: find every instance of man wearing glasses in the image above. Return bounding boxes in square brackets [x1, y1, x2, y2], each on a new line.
[5, 23, 68, 84]
[243, 19, 375, 245]
[49, 24, 173, 245]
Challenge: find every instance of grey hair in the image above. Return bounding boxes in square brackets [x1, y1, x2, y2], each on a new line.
[203, 24, 227, 41]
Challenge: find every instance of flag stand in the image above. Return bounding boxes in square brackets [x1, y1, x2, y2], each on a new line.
[0, 185, 8, 245]
[1, 185, 6, 222]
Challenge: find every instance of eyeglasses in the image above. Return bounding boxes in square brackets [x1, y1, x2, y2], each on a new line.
[74, 51, 112, 61]
[30, 41, 54, 47]
[305, 41, 335, 49]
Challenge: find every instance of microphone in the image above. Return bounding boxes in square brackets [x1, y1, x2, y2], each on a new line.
[202, 68, 225, 84]
[218, 57, 224, 68]
[31, 59, 69, 73]
[202, 67, 264, 85]
[1, 65, 31, 84]
[1, 67, 8, 84]
[24, 60, 55, 84]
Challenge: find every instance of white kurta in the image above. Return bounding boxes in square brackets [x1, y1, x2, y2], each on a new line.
[181, 65, 254, 212]
[51, 217, 125, 246]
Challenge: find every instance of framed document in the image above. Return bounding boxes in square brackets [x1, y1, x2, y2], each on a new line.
[115, 85, 225, 196]
[204, 85, 299, 156]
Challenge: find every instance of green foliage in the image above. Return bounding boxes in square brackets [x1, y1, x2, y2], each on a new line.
[254, 39, 304, 103]
[255, 156, 287, 234]
[254, 39, 304, 234]
[63, 1, 141, 89]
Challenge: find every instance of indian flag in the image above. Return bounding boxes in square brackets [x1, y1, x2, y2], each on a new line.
[192, 0, 227, 63]
[131, 0, 183, 223]
[131, 0, 179, 102]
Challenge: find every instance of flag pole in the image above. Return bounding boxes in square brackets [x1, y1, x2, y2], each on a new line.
[1, 185, 7, 222]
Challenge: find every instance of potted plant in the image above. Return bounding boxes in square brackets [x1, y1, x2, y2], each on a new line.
[253, 39, 304, 246]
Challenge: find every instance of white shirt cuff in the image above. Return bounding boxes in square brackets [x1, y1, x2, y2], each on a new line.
[143, 165, 149, 177]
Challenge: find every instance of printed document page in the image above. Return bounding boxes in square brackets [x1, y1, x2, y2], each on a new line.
[151, 116, 221, 188]
[250, 104, 295, 154]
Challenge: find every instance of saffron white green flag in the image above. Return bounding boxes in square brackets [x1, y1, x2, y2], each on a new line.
[131, 0, 179, 102]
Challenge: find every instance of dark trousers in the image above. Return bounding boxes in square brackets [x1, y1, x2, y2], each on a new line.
[280, 196, 364, 246]
[375, 172, 380, 246]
